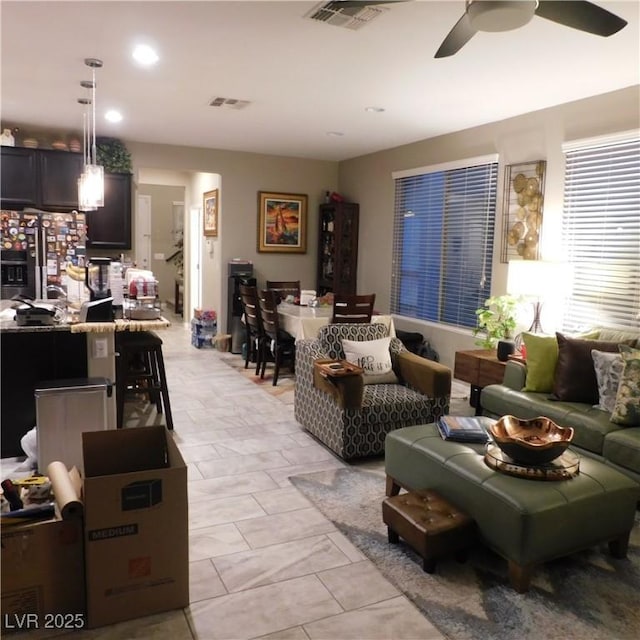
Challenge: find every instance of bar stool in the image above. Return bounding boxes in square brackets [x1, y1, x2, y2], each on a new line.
[115, 331, 174, 430]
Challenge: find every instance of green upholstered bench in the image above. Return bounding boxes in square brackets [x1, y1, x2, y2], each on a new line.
[385, 423, 640, 592]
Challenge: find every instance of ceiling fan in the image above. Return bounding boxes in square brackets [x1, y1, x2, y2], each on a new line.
[435, 0, 628, 58]
[334, 1, 627, 58]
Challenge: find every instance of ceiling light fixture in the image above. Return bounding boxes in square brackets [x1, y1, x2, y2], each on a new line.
[77, 58, 104, 211]
[326, 131, 344, 137]
[364, 106, 385, 113]
[105, 110, 123, 123]
[132, 44, 159, 66]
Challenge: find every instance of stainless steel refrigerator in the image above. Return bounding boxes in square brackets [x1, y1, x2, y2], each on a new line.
[1, 208, 87, 299]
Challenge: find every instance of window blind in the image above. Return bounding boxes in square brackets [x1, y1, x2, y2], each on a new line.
[391, 160, 498, 328]
[561, 134, 640, 331]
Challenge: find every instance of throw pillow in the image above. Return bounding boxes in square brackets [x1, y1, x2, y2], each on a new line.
[610, 346, 640, 426]
[591, 350, 624, 413]
[342, 337, 399, 385]
[522, 329, 600, 392]
[552, 333, 630, 404]
[596, 328, 640, 349]
[522, 333, 559, 392]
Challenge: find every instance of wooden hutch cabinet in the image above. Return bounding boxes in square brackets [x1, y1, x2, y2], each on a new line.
[316, 201, 359, 295]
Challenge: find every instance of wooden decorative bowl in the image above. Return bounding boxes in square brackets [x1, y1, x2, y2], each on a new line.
[488, 415, 574, 466]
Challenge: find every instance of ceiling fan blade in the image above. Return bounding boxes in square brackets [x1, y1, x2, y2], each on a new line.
[435, 13, 477, 58]
[535, 0, 627, 36]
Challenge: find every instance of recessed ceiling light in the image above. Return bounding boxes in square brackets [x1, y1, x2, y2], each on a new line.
[132, 44, 159, 66]
[365, 106, 385, 113]
[105, 110, 123, 123]
[326, 131, 344, 137]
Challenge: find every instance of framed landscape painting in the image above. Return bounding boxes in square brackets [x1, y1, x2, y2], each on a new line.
[257, 191, 307, 253]
[203, 189, 218, 237]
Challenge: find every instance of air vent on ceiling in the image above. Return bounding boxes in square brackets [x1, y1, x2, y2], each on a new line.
[208, 97, 251, 110]
[305, 1, 388, 30]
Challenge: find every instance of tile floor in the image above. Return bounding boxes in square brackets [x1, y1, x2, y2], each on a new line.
[2, 314, 473, 640]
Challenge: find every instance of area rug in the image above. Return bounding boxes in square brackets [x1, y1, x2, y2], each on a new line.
[217, 351, 471, 409]
[290, 466, 640, 640]
[217, 351, 295, 405]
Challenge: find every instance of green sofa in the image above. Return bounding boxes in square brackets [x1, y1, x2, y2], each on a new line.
[480, 330, 640, 484]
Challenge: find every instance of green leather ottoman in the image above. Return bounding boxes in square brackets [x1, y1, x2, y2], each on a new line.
[385, 423, 640, 592]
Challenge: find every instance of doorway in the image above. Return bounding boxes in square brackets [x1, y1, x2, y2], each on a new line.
[188, 205, 203, 314]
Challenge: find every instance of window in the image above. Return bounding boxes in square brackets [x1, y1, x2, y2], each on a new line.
[391, 155, 499, 329]
[561, 132, 640, 331]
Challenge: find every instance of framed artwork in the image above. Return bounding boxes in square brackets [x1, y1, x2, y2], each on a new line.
[500, 160, 546, 262]
[203, 189, 218, 237]
[257, 191, 307, 253]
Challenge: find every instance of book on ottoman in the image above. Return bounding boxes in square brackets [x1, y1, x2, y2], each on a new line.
[437, 415, 495, 443]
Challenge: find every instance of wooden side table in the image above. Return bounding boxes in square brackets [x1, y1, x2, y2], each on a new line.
[453, 349, 506, 415]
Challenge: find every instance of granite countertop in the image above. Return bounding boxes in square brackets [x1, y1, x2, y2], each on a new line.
[0, 301, 171, 334]
[0, 300, 69, 333]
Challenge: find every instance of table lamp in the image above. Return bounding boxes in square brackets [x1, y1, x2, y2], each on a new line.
[507, 260, 572, 334]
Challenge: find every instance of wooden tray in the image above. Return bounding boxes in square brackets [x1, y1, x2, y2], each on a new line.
[484, 443, 580, 481]
[315, 359, 363, 379]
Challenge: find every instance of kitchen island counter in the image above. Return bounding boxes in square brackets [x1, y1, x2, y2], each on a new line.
[0, 301, 171, 458]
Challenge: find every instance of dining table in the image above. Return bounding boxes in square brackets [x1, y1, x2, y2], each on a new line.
[277, 302, 395, 341]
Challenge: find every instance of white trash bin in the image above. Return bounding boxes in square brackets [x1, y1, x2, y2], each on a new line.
[35, 377, 112, 473]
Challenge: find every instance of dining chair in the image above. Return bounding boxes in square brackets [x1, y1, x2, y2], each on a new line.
[258, 288, 296, 385]
[331, 293, 376, 323]
[239, 283, 265, 375]
[265, 280, 301, 303]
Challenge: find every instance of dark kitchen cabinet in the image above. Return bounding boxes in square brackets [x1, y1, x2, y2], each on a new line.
[316, 202, 359, 295]
[0, 147, 39, 207]
[0, 146, 132, 249]
[0, 147, 83, 210]
[85, 172, 132, 249]
[39, 149, 85, 209]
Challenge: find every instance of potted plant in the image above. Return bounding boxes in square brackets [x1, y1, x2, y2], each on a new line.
[472, 294, 519, 351]
[96, 137, 132, 174]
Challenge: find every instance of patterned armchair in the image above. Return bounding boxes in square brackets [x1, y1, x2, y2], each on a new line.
[294, 323, 452, 460]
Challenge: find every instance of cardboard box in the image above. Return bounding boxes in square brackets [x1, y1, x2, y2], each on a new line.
[82, 426, 188, 629]
[1, 467, 85, 633]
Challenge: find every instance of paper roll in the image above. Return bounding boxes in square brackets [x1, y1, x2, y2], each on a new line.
[47, 461, 83, 520]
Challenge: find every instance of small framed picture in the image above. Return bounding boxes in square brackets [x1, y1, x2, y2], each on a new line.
[203, 189, 218, 237]
[257, 191, 307, 253]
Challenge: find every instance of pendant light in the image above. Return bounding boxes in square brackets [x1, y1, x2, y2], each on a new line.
[77, 57, 104, 210]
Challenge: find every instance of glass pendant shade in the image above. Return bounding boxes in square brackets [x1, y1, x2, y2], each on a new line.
[77, 58, 104, 211]
[78, 164, 104, 210]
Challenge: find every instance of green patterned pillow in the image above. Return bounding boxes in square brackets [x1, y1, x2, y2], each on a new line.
[610, 346, 640, 426]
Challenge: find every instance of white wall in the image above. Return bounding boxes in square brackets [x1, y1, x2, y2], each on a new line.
[337, 86, 640, 368]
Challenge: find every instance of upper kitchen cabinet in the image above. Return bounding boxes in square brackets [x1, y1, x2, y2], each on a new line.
[0, 146, 132, 249]
[0, 147, 83, 210]
[85, 173, 132, 250]
[39, 149, 85, 209]
[0, 147, 39, 207]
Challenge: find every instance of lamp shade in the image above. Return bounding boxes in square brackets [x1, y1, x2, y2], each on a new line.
[507, 260, 572, 299]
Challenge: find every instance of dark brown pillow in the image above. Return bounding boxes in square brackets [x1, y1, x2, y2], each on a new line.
[552, 333, 634, 403]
